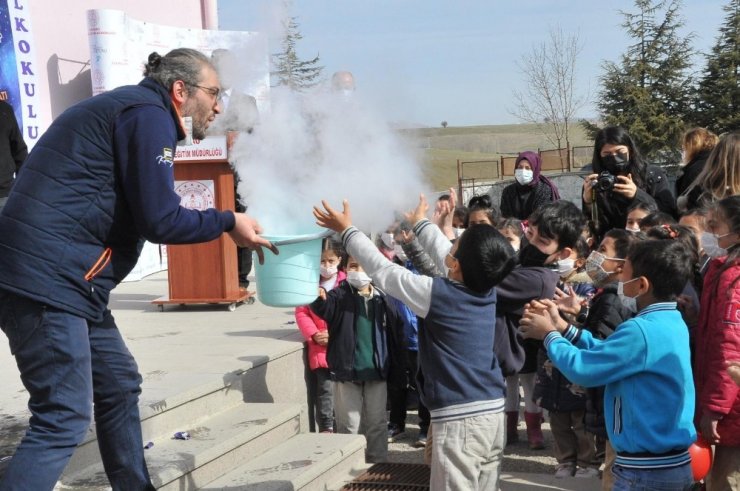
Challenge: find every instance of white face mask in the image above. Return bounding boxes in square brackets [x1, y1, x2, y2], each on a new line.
[444, 252, 456, 279]
[626, 226, 641, 233]
[454, 227, 466, 238]
[380, 232, 395, 250]
[515, 168, 534, 185]
[585, 251, 624, 286]
[346, 270, 372, 290]
[617, 277, 641, 312]
[393, 244, 408, 262]
[556, 258, 576, 275]
[701, 232, 728, 258]
[320, 265, 338, 278]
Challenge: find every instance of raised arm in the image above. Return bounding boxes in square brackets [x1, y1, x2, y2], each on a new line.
[314, 199, 434, 318]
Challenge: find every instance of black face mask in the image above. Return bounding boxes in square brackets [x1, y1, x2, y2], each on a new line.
[518, 243, 552, 267]
[602, 152, 629, 175]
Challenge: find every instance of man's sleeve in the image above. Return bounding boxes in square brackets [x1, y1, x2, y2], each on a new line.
[543, 321, 647, 387]
[114, 105, 235, 244]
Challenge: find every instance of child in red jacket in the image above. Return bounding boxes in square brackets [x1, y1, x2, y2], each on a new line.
[694, 195, 740, 489]
[295, 239, 345, 433]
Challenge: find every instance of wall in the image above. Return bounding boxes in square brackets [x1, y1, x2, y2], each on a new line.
[463, 172, 590, 211]
[27, 0, 204, 138]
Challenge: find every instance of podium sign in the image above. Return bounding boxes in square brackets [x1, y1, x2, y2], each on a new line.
[153, 136, 250, 311]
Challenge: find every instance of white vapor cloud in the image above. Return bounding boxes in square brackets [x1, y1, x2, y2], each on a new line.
[229, 84, 431, 237]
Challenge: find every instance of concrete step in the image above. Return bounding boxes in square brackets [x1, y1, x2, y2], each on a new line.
[58, 403, 303, 490]
[200, 433, 369, 491]
[64, 376, 249, 478]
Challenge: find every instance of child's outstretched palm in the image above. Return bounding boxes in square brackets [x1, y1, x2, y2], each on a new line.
[314, 199, 352, 232]
[404, 194, 430, 225]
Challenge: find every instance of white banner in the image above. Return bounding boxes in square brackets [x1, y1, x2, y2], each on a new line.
[86, 9, 270, 113]
[174, 136, 228, 162]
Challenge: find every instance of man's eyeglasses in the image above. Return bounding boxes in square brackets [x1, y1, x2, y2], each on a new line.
[187, 83, 222, 102]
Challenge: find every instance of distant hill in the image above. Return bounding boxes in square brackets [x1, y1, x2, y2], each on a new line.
[398, 124, 594, 190]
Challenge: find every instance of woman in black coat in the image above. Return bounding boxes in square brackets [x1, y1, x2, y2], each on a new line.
[675, 127, 719, 213]
[582, 126, 676, 239]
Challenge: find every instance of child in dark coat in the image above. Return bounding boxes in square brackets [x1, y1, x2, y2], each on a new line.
[310, 254, 405, 463]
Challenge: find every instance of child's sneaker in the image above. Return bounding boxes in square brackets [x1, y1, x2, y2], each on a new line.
[414, 430, 427, 448]
[387, 424, 404, 442]
[574, 466, 600, 478]
[554, 463, 576, 478]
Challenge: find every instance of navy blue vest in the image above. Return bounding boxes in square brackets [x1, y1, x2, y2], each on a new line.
[418, 277, 505, 411]
[0, 79, 179, 321]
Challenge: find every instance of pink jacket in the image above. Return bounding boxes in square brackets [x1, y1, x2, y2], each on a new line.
[694, 256, 740, 446]
[295, 271, 346, 370]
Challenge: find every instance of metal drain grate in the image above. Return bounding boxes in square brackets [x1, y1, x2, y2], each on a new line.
[342, 463, 430, 490]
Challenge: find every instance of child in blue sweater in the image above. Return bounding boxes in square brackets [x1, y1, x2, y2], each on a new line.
[314, 196, 517, 491]
[519, 239, 697, 490]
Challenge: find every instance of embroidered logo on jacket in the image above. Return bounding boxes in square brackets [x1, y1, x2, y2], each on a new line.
[157, 147, 174, 167]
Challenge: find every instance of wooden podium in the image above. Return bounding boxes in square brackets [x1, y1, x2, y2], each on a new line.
[153, 135, 252, 311]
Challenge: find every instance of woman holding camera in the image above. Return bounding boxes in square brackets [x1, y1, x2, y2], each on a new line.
[582, 126, 676, 238]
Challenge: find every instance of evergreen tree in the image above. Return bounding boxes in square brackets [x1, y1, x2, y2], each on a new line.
[693, 0, 740, 133]
[584, 0, 694, 160]
[271, 16, 324, 91]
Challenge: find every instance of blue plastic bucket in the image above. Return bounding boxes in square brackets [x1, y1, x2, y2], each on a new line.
[253, 231, 332, 307]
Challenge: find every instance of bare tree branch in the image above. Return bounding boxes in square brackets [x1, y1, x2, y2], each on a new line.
[508, 26, 587, 168]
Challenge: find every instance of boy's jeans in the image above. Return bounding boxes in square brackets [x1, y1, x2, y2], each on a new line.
[612, 463, 694, 491]
[430, 412, 505, 491]
[0, 290, 154, 491]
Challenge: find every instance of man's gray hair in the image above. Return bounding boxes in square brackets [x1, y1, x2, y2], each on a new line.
[143, 48, 213, 91]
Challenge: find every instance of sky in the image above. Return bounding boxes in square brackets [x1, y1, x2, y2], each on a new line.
[218, 0, 728, 128]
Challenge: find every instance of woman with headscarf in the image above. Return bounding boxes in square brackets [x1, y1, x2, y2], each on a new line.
[500, 151, 561, 220]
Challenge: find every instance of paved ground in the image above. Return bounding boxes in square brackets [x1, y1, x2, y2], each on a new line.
[1, 271, 602, 490]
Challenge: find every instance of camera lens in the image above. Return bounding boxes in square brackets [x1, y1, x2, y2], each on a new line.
[596, 172, 615, 192]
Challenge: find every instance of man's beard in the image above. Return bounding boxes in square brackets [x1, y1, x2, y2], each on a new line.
[182, 99, 210, 140]
[191, 119, 207, 140]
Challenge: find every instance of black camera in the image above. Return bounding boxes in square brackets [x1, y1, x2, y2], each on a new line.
[592, 171, 616, 192]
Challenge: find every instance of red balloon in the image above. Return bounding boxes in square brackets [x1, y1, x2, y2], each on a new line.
[688, 437, 713, 481]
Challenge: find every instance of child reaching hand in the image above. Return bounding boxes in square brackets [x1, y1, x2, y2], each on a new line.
[519, 239, 697, 490]
[313, 196, 517, 491]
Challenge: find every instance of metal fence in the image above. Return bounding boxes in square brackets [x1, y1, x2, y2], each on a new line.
[458, 145, 594, 197]
[458, 148, 683, 203]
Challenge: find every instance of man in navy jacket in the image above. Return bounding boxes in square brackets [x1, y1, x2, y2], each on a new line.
[0, 48, 275, 490]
